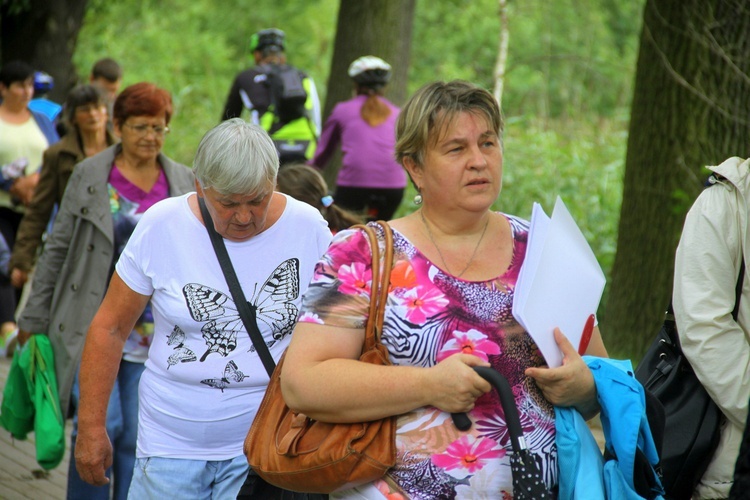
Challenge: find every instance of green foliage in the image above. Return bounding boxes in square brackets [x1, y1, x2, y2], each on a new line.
[73, 0, 640, 337]
[74, 0, 339, 165]
[410, 0, 644, 119]
[73, 0, 642, 164]
[395, 115, 627, 291]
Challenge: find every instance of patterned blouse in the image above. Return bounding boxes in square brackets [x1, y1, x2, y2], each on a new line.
[109, 164, 169, 362]
[298, 216, 558, 499]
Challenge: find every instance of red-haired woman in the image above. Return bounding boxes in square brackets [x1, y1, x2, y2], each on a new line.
[16, 82, 195, 500]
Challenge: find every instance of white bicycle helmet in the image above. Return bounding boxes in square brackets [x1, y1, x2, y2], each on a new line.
[348, 56, 392, 86]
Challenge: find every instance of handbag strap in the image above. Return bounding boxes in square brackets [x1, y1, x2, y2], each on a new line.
[735, 259, 746, 320]
[352, 221, 394, 353]
[198, 197, 277, 378]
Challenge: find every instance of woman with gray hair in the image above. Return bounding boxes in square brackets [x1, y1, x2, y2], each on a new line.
[74, 118, 332, 498]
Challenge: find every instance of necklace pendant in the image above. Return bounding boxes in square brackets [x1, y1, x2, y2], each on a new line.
[420, 210, 490, 279]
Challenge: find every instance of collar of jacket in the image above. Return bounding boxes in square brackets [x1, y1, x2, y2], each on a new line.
[73, 143, 182, 242]
[709, 156, 750, 191]
[54, 126, 118, 160]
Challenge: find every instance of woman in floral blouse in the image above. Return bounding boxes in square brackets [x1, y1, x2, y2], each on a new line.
[281, 80, 608, 499]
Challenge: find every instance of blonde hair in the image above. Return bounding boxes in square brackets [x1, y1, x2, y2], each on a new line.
[395, 80, 503, 168]
[359, 89, 391, 127]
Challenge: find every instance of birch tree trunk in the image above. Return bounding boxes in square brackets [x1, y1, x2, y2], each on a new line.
[493, 0, 510, 107]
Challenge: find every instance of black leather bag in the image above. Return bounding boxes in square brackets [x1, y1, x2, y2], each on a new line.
[635, 307, 724, 500]
[635, 261, 744, 500]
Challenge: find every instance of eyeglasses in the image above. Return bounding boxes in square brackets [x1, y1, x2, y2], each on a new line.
[123, 123, 170, 137]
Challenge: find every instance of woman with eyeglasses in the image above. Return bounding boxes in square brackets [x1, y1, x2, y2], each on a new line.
[16, 82, 194, 500]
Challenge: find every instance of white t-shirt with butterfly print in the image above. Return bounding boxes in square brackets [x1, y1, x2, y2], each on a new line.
[116, 192, 332, 460]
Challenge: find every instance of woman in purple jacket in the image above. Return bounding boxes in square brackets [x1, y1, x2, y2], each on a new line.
[309, 56, 406, 221]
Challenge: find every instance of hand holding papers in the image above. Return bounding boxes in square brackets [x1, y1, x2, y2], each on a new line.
[512, 197, 606, 368]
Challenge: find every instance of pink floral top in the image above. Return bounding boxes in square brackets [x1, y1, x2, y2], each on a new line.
[298, 216, 558, 499]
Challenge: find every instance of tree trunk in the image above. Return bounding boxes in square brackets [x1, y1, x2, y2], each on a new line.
[603, 0, 750, 359]
[493, 0, 509, 107]
[1, 0, 89, 103]
[320, 0, 416, 187]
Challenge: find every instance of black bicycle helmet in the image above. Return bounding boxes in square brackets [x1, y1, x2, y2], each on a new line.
[250, 28, 285, 52]
[348, 56, 392, 87]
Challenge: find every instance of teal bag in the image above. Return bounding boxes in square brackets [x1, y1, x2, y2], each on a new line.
[0, 335, 66, 469]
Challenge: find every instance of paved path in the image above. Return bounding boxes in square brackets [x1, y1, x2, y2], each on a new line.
[0, 355, 70, 500]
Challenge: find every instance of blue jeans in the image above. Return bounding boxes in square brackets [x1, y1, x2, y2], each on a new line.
[67, 359, 145, 500]
[128, 455, 249, 499]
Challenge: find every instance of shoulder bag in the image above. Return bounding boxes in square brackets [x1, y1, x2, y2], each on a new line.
[243, 221, 396, 494]
[635, 259, 745, 499]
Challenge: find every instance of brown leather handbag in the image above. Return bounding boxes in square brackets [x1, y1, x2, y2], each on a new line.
[244, 221, 396, 494]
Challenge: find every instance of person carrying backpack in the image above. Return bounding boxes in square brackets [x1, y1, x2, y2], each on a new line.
[673, 156, 750, 498]
[221, 28, 321, 165]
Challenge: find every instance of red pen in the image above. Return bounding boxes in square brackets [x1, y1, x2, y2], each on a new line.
[578, 314, 595, 355]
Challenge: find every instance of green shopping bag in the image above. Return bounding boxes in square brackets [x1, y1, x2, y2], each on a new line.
[0, 342, 34, 438]
[0, 335, 65, 470]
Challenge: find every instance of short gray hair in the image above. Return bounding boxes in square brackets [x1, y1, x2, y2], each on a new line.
[193, 118, 279, 195]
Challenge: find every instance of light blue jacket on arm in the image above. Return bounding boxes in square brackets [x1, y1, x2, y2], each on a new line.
[556, 357, 663, 500]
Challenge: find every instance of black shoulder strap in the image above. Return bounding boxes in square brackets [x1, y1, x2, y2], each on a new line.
[198, 197, 276, 378]
[734, 259, 746, 320]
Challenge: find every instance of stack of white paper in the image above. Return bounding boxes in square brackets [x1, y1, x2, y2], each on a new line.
[512, 197, 606, 368]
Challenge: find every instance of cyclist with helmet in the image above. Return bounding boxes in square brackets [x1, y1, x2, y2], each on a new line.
[309, 55, 406, 221]
[221, 28, 321, 165]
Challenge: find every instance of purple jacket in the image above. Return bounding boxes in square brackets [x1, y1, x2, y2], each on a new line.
[311, 95, 406, 189]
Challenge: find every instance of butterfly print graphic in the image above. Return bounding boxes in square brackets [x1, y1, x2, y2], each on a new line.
[200, 360, 249, 392]
[165, 325, 197, 369]
[183, 258, 300, 361]
[167, 347, 197, 368]
[167, 325, 187, 347]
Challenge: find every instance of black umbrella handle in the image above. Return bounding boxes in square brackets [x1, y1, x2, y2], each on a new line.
[451, 366, 526, 454]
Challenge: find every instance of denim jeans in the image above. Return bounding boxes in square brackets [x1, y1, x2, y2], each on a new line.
[67, 359, 145, 500]
[128, 455, 249, 499]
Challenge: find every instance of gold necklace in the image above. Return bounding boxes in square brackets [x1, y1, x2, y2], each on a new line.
[420, 210, 490, 278]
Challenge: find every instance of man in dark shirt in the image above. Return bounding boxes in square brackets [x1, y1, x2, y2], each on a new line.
[221, 28, 321, 164]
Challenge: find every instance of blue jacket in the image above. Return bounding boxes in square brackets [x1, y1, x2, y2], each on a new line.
[556, 357, 664, 499]
[30, 108, 60, 148]
[28, 98, 62, 123]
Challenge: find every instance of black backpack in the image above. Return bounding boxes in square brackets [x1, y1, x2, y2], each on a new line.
[262, 64, 308, 132]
